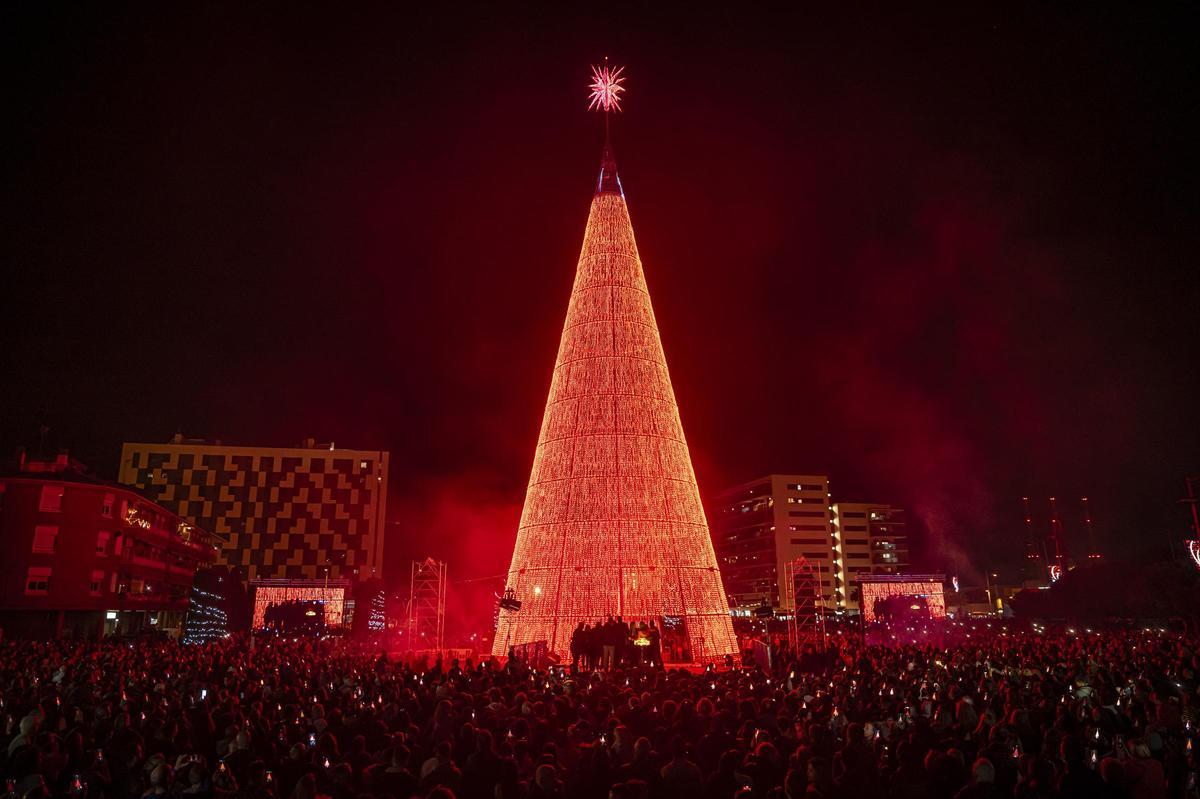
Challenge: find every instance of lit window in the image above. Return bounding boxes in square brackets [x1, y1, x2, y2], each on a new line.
[25, 567, 51, 595]
[96, 531, 110, 556]
[31, 526, 58, 554]
[101, 493, 115, 517]
[90, 570, 105, 596]
[39, 485, 65, 513]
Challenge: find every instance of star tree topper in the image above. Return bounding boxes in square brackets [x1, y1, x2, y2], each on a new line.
[588, 61, 626, 112]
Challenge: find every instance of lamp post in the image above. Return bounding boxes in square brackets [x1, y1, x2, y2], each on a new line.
[987, 572, 1000, 613]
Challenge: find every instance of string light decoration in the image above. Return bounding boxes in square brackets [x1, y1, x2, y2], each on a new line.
[183, 586, 228, 644]
[857, 576, 947, 625]
[125, 505, 151, 529]
[367, 589, 386, 631]
[493, 64, 737, 662]
[252, 585, 345, 628]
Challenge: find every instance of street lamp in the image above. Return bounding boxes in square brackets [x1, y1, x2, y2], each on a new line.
[986, 573, 1001, 613]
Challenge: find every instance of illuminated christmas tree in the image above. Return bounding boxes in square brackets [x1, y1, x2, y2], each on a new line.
[493, 64, 737, 662]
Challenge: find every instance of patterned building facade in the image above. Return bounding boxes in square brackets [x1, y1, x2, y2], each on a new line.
[118, 438, 388, 583]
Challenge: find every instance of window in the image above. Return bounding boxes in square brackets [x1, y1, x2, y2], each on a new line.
[31, 526, 58, 554]
[39, 485, 65, 512]
[790, 537, 828, 545]
[790, 524, 828, 531]
[786, 483, 824, 492]
[799, 551, 829, 559]
[843, 525, 868, 532]
[789, 511, 826, 517]
[96, 531, 110, 556]
[89, 570, 105, 596]
[25, 567, 51, 595]
[847, 553, 870, 559]
[841, 511, 867, 519]
[101, 493, 115, 517]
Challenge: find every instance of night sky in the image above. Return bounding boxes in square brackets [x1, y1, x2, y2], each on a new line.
[4, 6, 1197, 591]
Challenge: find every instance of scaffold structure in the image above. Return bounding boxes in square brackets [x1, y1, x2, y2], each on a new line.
[783, 556, 827, 651]
[407, 558, 447, 653]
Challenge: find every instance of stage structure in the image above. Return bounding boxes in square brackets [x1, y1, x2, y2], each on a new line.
[493, 64, 737, 662]
[856, 574, 947, 625]
[407, 558, 446, 653]
[783, 556, 827, 650]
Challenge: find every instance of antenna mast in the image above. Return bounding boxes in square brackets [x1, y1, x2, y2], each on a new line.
[1082, 496, 1100, 560]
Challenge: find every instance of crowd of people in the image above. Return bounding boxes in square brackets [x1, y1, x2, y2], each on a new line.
[568, 619, 663, 671]
[1, 623, 1197, 799]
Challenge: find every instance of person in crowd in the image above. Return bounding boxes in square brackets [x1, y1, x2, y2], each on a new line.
[570, 623, 585, 674]
[954, 758, 1005, 799]
[0, 624, 1197, 799]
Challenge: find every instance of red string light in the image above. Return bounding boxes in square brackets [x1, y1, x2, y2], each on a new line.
[494, 188, 736, 662]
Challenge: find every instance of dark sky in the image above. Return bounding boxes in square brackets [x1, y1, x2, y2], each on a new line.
[4, 5, 1197, 590]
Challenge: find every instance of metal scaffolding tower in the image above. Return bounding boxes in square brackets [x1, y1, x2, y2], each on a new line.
[783, 556, 827, 651]
[407, 558, 447, 653]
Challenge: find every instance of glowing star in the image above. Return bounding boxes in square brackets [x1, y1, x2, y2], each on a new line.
[1049, 564, 1062, 583]
[588, 62, 626, 112]
[1188, 540, 1200, 570]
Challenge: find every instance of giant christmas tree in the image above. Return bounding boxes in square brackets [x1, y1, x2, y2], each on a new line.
[493, 65, 737, 662]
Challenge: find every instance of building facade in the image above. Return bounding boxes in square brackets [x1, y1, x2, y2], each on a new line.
[711, 476, 912, 615]
[0, 453, 217, 638]
[118, 437, 389, 583]
[831, 502, 910, 611]
[710, 475, 837, 612]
